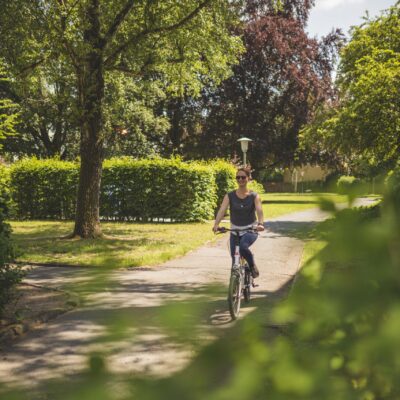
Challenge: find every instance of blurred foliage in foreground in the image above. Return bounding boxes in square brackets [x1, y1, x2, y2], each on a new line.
[2, 167, 400, 400]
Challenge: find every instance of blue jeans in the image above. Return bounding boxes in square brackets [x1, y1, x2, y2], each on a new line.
[230, 232, 258, 268]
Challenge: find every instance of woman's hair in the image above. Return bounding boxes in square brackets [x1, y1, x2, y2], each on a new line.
[237, 166, 252, 179]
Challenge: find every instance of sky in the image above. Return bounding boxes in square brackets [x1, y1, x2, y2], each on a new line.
[307, 0, 398, 38]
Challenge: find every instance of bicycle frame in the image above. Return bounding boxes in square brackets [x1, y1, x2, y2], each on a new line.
[231, 232, 248, 279]
[219, 226, 257, 267]
[217, 227, 257, 319]
[232, 232, 242, 268]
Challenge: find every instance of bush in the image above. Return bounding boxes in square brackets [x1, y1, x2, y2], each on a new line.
[0, 164, 11, 216]
[386, 164, 400, 200]
[9, 158, 270, 222]
[336, 175, 360, 194]
[248, 179, 265, 194]
[101, 158, 217, 222]
[206, 160, 266, 200]
[321, 171, 340, 192]
[204, 160, 236, 207]
[11, 158, 78, 219]
[10, 158, 219, 221]
[0, 194, 12, 267]
[0, 184, 23, 316]
[0, 164, 9, 189]
[385, 163, 400, 217]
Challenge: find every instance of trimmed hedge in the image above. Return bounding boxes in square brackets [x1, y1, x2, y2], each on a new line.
[10, 158, 78, 219]
[101, 158, 217, 221]
[9, 157, 219, 222]
[198, 160, 265, 207]
[9, 157, 269, 220]
[199, 160, 236, 206]
[8, 157, 267, 221]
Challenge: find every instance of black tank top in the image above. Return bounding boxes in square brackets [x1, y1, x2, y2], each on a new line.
[228, 191, 257, 226]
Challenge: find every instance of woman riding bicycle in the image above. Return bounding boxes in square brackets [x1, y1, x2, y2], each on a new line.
[213, 167, 265, 278]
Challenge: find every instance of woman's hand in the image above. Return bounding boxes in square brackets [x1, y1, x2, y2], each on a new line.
[213, 194, 229, 234]
[256, 223, 265, 232]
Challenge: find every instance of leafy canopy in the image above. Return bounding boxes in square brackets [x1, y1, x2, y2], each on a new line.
[0, 62, 18, 149]
[300, 3, 400, 176]
[0, 0, 244, 158]
[165, 0, 342, 168]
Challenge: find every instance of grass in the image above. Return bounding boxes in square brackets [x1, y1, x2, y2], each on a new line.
[10, 192, 350, 268]
[260, 192, 348, 218]
[11, 221, 216, 268]
[301, 240, 327, 266]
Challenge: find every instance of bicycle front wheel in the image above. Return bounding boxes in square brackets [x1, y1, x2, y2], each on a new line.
[228, 273, 241, 320]
[243, 266, 251, 302]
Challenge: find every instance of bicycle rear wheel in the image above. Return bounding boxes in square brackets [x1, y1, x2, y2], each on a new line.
[228, 273, 241, 320]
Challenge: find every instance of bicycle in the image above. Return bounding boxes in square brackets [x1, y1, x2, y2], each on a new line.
[217, 227, 258, 320]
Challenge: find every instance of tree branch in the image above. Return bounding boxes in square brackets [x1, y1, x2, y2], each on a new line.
[103, 0, 136, 47]
[64, 0, 81, 20]
[104, 0, 212, 67]
[109, 65, 142, 77]
[109, 55, 185, 77]
[54, 0, 81, 71]
[16, 58, 46, 76]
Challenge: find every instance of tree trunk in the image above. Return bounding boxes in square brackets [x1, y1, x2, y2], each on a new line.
[73, 0, 104, 238]
[168, 98, 184, 153]
[73, 137, 103, 238]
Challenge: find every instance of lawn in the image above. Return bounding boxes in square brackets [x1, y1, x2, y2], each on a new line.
[260, 192, 348, 218]
[11, 221, 216, 268]
[10, 192, 349, 268]
[301, 239, 327, 265]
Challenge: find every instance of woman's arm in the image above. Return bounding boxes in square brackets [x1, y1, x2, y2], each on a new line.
[255, 194, 265, 231]
[213, 194, 229, 232]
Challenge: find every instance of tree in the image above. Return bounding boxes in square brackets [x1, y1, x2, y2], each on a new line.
[102, 74, 170, 158]
[0, 4, 79, 158]
[0, 57, 168, 160]
[300, 3, 400, 177]
[0, 0, 243, 237]
[0, 63, 19, 149]
[162, 0, 342, 169]
[0, 65, 79, 159]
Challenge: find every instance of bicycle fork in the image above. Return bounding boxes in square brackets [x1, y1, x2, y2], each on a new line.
[233, 245, 243, 297]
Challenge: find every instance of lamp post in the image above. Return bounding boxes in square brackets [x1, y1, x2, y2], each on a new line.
[237, 137, 252, 166]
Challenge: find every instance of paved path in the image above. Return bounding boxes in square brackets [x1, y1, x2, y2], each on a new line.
[0, 200, 375, 390]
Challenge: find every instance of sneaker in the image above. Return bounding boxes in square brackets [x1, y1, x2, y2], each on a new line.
[250, 264, 259, 278]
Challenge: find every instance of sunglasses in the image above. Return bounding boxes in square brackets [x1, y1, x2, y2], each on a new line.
[236, 175, 247, 180]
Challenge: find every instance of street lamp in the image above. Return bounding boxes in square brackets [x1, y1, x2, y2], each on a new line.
[237, 137, 252, 166]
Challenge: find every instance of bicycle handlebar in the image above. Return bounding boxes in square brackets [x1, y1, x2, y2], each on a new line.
[216, 227, 258, 234]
